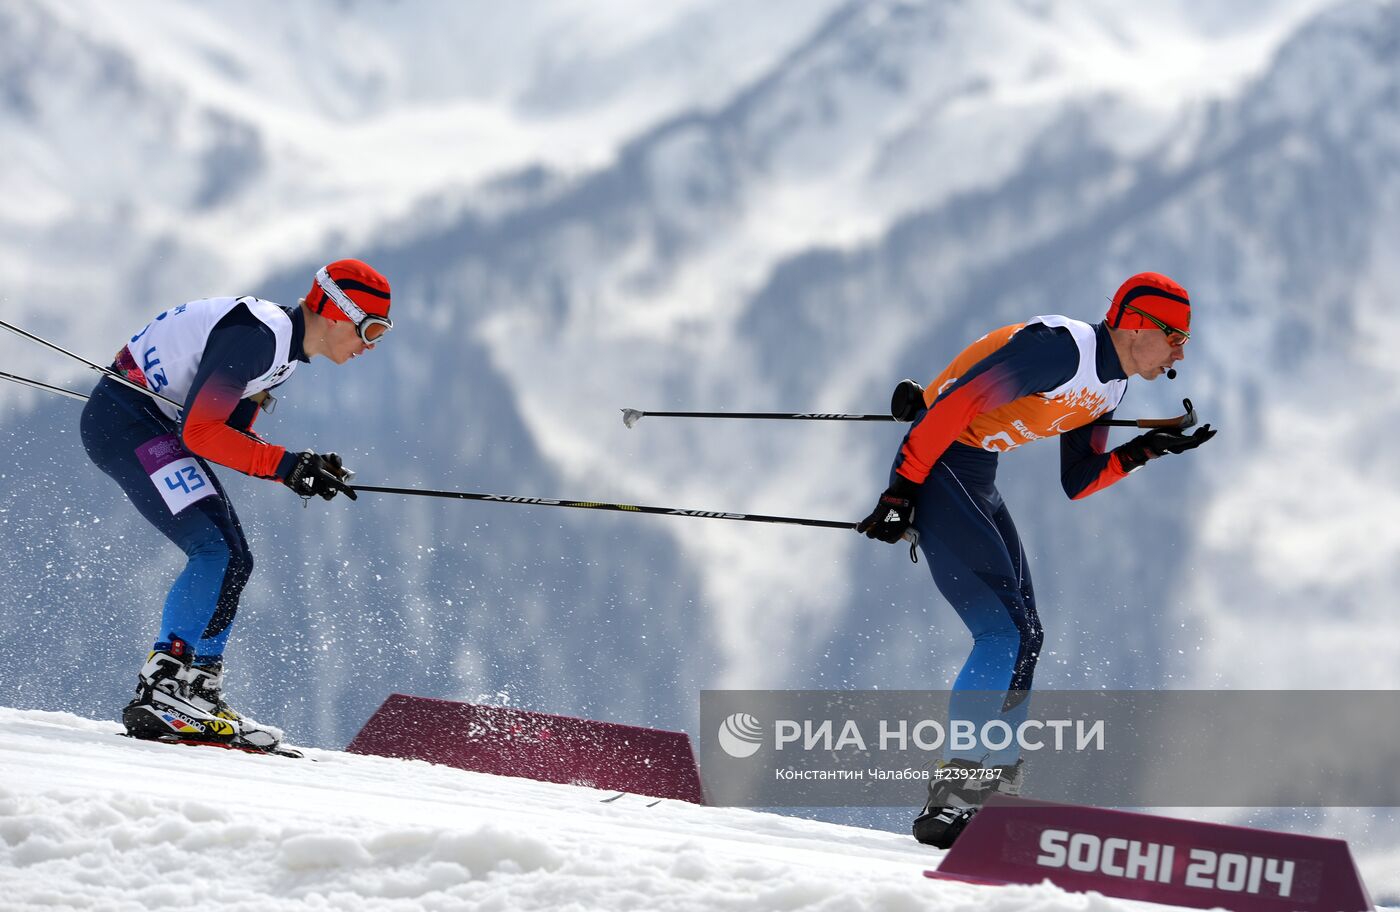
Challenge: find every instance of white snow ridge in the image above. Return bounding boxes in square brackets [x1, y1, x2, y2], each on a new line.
[0, 706, 1244, 912]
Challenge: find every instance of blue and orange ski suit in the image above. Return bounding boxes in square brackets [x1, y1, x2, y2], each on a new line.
[891, 315, 1135, 765]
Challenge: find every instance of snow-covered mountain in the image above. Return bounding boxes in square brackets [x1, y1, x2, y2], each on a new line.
[2, 0, 1397, 864]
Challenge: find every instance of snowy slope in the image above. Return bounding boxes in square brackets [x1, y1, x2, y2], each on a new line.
[12, 706, 1386, 912]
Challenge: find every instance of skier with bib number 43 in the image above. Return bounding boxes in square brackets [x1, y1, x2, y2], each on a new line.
[855, 273, 1216, 847]
[79, 259, 392, 754]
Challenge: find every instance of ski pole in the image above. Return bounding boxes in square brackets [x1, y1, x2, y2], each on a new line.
[9, 358, 1192, 433]
[622, 408, 897, 428]
[622, 380, 926, 428]
[0, 365, 921, 554]
[624, 394, 1198, 431]
[0, 318, 185, 412]
[1096, 398, 1197, 430]
[354, 483, 855, 530]
[0, 369, 91, 403]
[351, 483, 920, 556]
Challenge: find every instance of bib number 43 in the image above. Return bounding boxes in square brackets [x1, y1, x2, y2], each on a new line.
[152, 458, 215, 514]
[165, 465, 206, 495]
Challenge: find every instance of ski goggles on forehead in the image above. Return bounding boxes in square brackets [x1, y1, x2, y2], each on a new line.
[1120, 302, 1189, 346]
[315, 267, 393, 344]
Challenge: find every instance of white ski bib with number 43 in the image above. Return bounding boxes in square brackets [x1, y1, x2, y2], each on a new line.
[136, 434, 216, 515]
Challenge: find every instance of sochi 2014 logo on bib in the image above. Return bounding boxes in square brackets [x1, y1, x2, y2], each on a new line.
[718, 713, 764, 758]
[263, 362, 293, 386]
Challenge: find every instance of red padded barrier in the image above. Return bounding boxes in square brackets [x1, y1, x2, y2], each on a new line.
[926, 796, 1373, 912]
[346, 693, 705, 804]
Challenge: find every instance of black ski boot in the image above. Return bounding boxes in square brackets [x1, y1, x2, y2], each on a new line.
[912, 758, 1023, 849]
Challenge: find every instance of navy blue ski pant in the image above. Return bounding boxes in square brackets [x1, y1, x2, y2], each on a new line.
[80, 377, 252, 665]
[903, 442, 1044, 766]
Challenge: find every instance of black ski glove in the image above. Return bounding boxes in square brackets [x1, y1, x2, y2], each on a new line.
[1115, 424, 1217, 472]
[281, 451, 358, 501]
[857, 475, 919, 543]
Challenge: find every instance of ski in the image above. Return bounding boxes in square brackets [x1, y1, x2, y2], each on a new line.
[598, 792, 664, 807]
[121, 733, 308, 760]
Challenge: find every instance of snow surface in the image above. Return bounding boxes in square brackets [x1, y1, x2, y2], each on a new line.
[0, 705, 1322, 912]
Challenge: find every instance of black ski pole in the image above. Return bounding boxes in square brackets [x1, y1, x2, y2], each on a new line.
[624, 403, 1195, 429]
[1095, 398, 1196, 430]
[0, 318, 185, 412]
[0, 369, 91, 403]
[621, 381, 929, 431]
[622, 380, 927, 428]
[354, 483, 853, 530]
[351, 483, 920, 555]
[622, 408, 897, 428]
[624, 381, 1197, 431]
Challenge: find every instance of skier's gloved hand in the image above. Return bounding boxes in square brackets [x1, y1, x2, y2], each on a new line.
[320, 452, 355, 483]
[1116, 424, 1217, 472]
[857, 474, 919, 543]
[281, 451, 358, 501]
[890, 379, 927, 423]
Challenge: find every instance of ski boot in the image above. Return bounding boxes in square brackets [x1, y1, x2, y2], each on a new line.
[912, 758, 1023, 849]
[122, 644, 284, 751]
[184, 663, 284, 751]
[122, 646, 241, 745]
